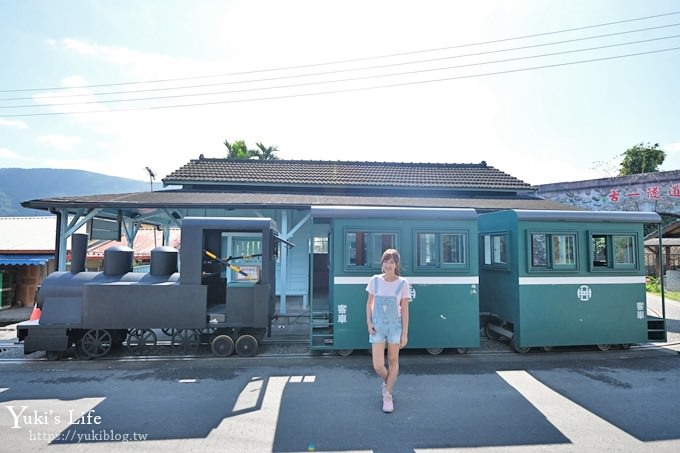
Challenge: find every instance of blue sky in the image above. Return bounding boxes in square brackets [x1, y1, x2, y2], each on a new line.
[1, 0, 679, 186]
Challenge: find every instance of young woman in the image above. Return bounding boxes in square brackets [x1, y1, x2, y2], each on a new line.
[365, 248, 411, 413]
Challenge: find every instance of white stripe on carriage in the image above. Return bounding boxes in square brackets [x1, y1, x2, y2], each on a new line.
[334, 276, 479, 285]
[518, 276, 645, 285]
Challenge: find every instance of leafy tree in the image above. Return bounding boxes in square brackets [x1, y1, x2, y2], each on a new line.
[619, 142, 666, 176]
[224, 139, 255, 159]
[254, 142, 279, 160]
[224, 139, 279, 160]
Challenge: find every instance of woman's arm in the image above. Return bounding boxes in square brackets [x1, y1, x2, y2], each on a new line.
[366, 293, 376, 334]
[400, 297, 409, 348]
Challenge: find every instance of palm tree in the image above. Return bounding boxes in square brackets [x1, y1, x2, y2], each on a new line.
[255, 142, 280, 160]
[224, 139, 254, 159]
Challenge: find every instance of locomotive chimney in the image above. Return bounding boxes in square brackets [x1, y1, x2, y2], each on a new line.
[104, 246, 134, 276]
[70, 233, 89, 274]
[150, 246, 179, 276]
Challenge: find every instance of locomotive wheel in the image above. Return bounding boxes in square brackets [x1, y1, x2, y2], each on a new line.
[162, 328, 183, 338]
[596, 344, 612, 351]
[456, 348, 468, 354]
[235, 334, 258, 357]
[172, 329, 199, 354]
[211, 335, 235, 357]
[336, 349, 353, 357]
[126, 329, 157, 355]
[426, 348, 444, 355]
[79, 329, 112, 359]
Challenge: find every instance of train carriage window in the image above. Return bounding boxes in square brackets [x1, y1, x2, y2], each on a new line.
[553, 234, 576, 266]
[531, 234, 548, 267]
[614, 235, 636, 265]
[481, 233, 508, 269]
[590, 233, 637, 270]
[529, 232, 576, 270]
[346, 231, 397, 269]
[416, 231, 467, 270]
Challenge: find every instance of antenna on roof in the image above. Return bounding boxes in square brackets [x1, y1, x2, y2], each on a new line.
[145, 166, 156, 192]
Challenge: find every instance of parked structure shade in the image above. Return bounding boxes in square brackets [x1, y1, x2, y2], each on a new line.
[0, 254, 53, 266]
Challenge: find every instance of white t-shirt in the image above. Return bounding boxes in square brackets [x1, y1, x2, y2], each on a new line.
[366, 275, 411, 300]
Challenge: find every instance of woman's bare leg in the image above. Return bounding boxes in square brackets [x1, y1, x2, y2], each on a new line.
[385, 343, 401, 393]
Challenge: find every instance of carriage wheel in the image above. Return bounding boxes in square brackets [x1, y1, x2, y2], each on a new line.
[126, 329, 157, 355]
[336, 349, 353, 357]
[235, 334, 258, 357]
[426, 348, 444, 355]
[456, 348, 468, 355]
[211, 335, 235, 357]
[596, 344, 612, 351]
[510, 338, 531, 354]
[79, 329, 112, 359]
[172, 329, 199, 354]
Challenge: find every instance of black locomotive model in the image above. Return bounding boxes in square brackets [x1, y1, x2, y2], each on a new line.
[17, 217, 287, 360]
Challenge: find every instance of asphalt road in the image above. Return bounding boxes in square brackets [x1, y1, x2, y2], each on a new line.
[1, 344, 679, 453]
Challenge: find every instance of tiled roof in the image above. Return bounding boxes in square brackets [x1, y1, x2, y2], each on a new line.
[163, 158, 533, 191]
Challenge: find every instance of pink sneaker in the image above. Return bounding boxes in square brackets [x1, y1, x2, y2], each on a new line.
[382, 392, 394, 413]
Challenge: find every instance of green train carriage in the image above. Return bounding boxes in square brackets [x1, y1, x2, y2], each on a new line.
[479, 209, 661, 353]
[310, 206, 480, 355]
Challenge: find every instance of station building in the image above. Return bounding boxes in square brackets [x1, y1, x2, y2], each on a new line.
[21, 158, 571, 313]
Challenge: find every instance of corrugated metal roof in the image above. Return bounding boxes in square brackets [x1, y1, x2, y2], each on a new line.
[0, 217, 59, 252]
[87, 228, 181, 258]
[163, 158, 534, 191]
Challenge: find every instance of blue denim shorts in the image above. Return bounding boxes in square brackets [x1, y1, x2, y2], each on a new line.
[369, 321, 402, 345]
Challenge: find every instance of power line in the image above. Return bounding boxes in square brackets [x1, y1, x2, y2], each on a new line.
[4, 46, 678, 118]
[0, 10, 678, 94]
[2, 21, 678, 103]
[3, 33, 678, 110]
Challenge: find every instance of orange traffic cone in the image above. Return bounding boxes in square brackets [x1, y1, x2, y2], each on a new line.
[29, 305, 42, 321]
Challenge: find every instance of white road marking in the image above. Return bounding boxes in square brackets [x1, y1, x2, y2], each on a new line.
[232, 377, 263, 412]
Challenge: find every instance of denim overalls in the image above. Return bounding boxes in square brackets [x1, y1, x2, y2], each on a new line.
[369, 277, 406, 345]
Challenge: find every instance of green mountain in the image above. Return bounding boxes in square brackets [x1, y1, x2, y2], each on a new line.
[0, 168, 152, 216]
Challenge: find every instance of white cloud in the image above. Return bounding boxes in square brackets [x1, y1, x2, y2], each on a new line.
[663, 142, 680, 153]
[0, 148, 24, 159]
[0, 118, 28, 129]
[57, 38, 218, 79]
[37, 134, 82, 151]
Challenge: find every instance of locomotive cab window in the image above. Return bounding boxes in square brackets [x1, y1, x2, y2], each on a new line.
[345, 230, 397, 270]
[481, 232, 509, 269]
[222, 233, 263, 283]
[416, 231, 467, 270]
[590, 233, 637, 270]
[529, 232, 577, 271]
